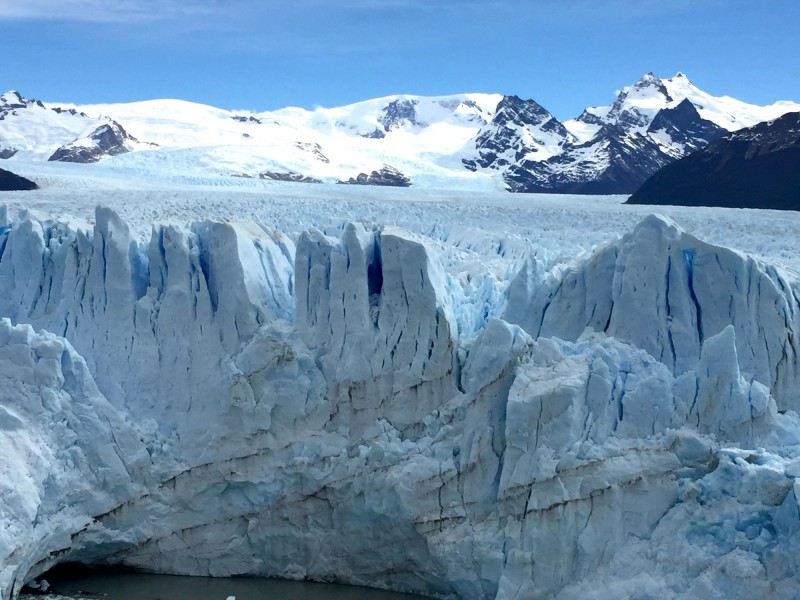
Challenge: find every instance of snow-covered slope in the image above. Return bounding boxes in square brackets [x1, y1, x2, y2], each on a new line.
[0, 91, 149, 164]
[0, 91, 104, 160]
[52, 93, 503, 189]
[1, 75, 797, 194]
[4, 183, 800, 599]
[501, 73, 800, 194]
[461, 95, 574, 171]
[564, 72, 796, 142]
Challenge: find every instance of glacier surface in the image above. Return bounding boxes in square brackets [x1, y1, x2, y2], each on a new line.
[3, 193, 800, 599]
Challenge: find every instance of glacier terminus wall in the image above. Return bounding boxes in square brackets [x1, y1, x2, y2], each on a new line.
[3, 206, 800, 599]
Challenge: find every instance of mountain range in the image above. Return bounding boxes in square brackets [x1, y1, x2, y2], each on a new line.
[628, 110, 800, 210]
[1, 74, 798, 193]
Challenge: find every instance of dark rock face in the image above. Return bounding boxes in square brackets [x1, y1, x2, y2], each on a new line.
[361, 128, 386, 139]
[49, 121, 138, 163]
[338, 165, 411, 187]
[627, 111, 800, 210]
[505, 129, 671, 194]
[0, 148, 17, 159]
[499, 122, 666, 194]
[494, 78, 726, 195]
[0, 167, 37, 191]
[507, 117, 702, 195]
[646, 99, 725, 154]
[463, 95, 571, 171]
[295, 142, 330, 163]
[258, 171, 322, 183]
[380, 99, 424, 132]
[232, 115, 262, 124]
[51, 107, 88, 117]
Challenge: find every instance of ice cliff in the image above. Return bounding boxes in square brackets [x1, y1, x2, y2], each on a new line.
[3, 207, 800, 599]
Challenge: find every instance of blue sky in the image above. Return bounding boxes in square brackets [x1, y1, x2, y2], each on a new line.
[2, 0, 798, 120]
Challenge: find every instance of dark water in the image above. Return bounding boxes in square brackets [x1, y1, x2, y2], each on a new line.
[25, 571, 431, 600]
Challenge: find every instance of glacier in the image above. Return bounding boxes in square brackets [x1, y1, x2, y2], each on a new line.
[3, 204, 800, 599]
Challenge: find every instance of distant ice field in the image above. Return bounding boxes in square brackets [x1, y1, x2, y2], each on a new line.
[3, 159, 800, 275]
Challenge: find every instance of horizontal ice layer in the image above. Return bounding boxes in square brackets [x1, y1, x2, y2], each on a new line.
[2, 208, 800, 599]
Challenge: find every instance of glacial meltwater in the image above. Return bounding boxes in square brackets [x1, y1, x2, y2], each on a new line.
[22, 571, 430, 600]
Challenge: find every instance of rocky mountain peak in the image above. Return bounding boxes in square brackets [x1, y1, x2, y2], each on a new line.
[634, 72, 664, 88]
[463, 95, 572, 172]
[611, 74, 673, 117]
[646, 98, 725, 154]
[0, 90, 24, 106]
[493, 95, 552, 128]
[49, 119, 140, 163]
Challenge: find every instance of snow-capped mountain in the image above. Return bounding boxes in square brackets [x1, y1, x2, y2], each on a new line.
[0, 90, 148, 163]
[49, 120, 149, 163]
[501, 73, 778, 194]
[564, 72, 795, 142]
[461, 95, 574, 171]
[1, 74, 798, 193]
[628, 110, 800, 209]
[46, 92, 501, 189]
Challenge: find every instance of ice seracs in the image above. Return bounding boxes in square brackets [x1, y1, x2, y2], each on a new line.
[0, 319, 146, 599]
[3, 205, 800, 598]
[296, 222, 459, 433]
[505, 213, 800, 410]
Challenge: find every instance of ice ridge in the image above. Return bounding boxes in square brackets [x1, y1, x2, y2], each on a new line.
[2, 208, 800, 599]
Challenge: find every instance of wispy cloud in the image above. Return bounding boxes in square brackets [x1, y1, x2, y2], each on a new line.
[0, 0, 496, 23]
[0, 0, 222, 23]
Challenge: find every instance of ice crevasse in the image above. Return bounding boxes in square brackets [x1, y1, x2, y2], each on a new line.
[2, 206, 800, 599]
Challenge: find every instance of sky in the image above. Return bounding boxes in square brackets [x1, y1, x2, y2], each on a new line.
[1, 0, 799, 120]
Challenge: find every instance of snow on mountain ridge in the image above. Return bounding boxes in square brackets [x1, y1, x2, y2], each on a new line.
[268, 92, 500, 133]
[500, 73, 778, 194]
[43, 92, 503, 185]
[3, 76, 799, 193]
[462, 95, 575, 172]
[565, 72, 800, 143]
[0, 91, 108, 160]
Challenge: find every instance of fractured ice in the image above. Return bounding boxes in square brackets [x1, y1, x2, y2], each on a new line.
[2, 207, 800, 599]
